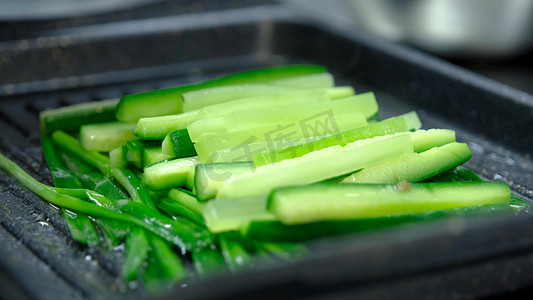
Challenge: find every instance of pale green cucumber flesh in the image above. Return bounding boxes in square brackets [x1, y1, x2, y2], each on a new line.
[143, 147, 173, 168]
[143, 156, 200, 190]
[203, 195, 275, 233]
[269, 182, 511, 224]
[194, 111, 367, 162]
[135, 110, 199, 140]
[223, 92, 377, 132]
[109, 146, 126, 168]
[117, 64, 327, 122]
[195, 162, 254, 201]
[182, 72, 335, 112]
[268, 72, 334, 88]
[342, 142, 471, 184]
[216, 134, 413, 198]
[196, 89, 329, 119]
[80, 122, 137, 152]
[253, 111, 420, 167]
[213, 136, 325, 163]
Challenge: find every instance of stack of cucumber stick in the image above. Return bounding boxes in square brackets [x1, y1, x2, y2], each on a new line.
[0, 65, 526, 293]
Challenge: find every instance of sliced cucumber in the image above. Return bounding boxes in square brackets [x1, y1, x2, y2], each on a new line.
[80, 122, 137, 152]
[188, 92, 377, 141]
[143, 147, 173, 168]
[213, 136, 323, 163]
[203, 195, 275, 233]
[135, 110, 199, 140]
[253, 111, 421, 166]
[193, 111, 368, 162]
[266, 72, 334, 88]
[342, 142, 472, 184]
[116, 65, 327, 122]
[161, 129, 196, 158]
[134, 87, 352, 140]
[143, 156, 200, 190]
[182, 72, 335, 112]
[109, 146, 126, 168]
[194, 162, 254, 201]
[243, 201, 522, 242]
[216, 134, 413, 198]
[269, 182, 511, 224]
[40, 98, 118, 135]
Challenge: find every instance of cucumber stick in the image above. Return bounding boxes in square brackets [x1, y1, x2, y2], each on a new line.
[243, 200, 524, 242]
[194, 112, 368, 162]
[263, 72, 334, 88]
[269, 182, 511, 224]
[134, 87, 353, 140]
[188, 92, 378, 141]
[194, 162, 254, 201]
[216, 134, 414, 198]
[116, 65, 328, 122]
[253, 111, 421, 166]
[203, 194, 274, 233]
[182, 72, 334, 112]
[40, 98, 118, 135]
[143, 148, 173, 168]
[80, 122, 137, 152]
[212, 136, 326, 163]
[161, 129, 196, 158]
[342, 142, 471, 184]
[197, 86, 354, 119]
[143, 156, 200, 190]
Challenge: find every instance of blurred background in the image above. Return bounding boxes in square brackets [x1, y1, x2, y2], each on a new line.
[1, 0, 532, 94]
[286, 0, 533, 95]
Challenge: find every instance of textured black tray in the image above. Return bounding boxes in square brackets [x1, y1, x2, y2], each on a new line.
[1, 4, 532, 300]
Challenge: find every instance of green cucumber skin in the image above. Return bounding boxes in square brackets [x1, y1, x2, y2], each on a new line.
[40, 98, 118, 135]
[169, 129, 197, 158]
[341, 142, 471, 184]
[116, 65, 328, 122]
[253, 112, 418, 167]
[269, 182, 511, 225]
[243, 200, 525, 242]
[217, 134, 413, 199]
[193, 111, 368, 163]
[134, 87, 352, 140]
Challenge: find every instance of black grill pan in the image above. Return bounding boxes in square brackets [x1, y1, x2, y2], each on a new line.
[0, 4, 532, 299]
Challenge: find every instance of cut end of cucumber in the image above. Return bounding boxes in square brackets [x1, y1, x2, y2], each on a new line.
[80, 122, 137, 152]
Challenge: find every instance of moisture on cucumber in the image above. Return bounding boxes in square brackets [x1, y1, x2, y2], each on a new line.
[268, 182, 511, 225]
[116, 65, 328, 122]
